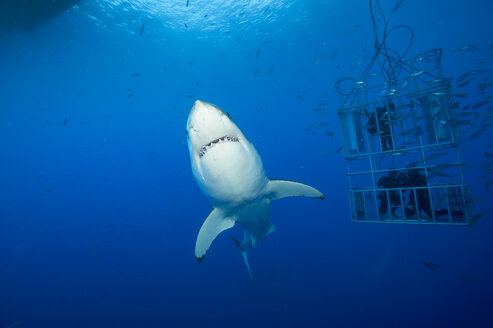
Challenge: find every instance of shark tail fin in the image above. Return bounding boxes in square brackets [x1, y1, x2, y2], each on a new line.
[231, 234, 254, 280]
[267, 179, 325, 200]
[241, 251, 254, 280]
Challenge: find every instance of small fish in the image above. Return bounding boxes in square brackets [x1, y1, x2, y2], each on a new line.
[357, 46, 367, 58]
[342, 25, 360, 34]
[314, 55, 327, 65]
[458, 79, 474, 88]
[188, 61, 193, 66]
[475, 60, 488, 66]
[428, 171, 453, 179]
[433, 193, 449, 210]
[485, 180, 492, 192]
[422, 261, 444, 271]
[224, 30, 231, 34]
[235, 36, 242, 42]
[454, 112, 475, 119]
[312, 108, 324, 112]
[449, 101, 461, 109]
[472, 100, 491, 109]
[63, 117, 68, 126]
[139, 22, 145, 36]
[330, 46, 340, 58]
[184, 23, 188, 28]
[475, 68, 490, 75]
[432, 163, 458, 171]
[405, 160, 421, 168]
[42, 227, 49, 235]
[353, 57, 366, 69]
[130, 73, 141, 77]
[452, 119, 472, 127]
[415, 55, 434, 63]
[44, 188, 54, 192]
[458, 273, 479, 282]
[253, 68, 259, 76]
[485, 152, 493, 158]
[457, 71, 473, 83]
[450, 44, 478, 53]
[127, 92, 134, 98]
[479, 80, 492, 93]
[255, 47, 261, 59]
[414, 126, 426, 137]
[425, 152, 447, 161]
[468, 210, 486, 227]
[411, 70, 425, 77]
[186, 0, 189, 7]
[269, 65, 274, 73]
[471, 125, 488, 138]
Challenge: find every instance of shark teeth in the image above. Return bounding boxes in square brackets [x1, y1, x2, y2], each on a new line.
[199, 135, 239, 158]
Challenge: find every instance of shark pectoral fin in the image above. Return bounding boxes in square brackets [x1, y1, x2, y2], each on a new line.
[195, 208, 235, 262]
[267, 179, 325, 200]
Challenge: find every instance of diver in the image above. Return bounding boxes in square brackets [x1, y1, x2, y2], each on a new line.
[377, 170, 406, 217]
[366, 102, 395, 151]
[403, 169, 448, 220]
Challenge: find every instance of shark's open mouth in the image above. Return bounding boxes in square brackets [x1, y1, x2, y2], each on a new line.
[199, 135, 239, 158]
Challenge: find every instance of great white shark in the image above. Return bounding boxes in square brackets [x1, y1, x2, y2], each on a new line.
[186, 100, 324, 278]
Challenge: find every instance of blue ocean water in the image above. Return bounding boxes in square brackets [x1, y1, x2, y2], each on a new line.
[1, 0, 492, 327]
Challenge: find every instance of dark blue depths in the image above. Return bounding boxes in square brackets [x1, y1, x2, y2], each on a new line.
[0, 1, 492, 327]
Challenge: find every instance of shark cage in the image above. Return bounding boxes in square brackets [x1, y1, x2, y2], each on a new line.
[335, 0, 475, 225]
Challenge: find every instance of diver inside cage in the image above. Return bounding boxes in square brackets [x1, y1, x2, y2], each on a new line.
[402, 169, 449, 221]
[365, 102, 396, 151]
[377, 170, 408, 217]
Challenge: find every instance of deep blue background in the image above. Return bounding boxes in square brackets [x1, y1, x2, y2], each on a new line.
[1, 1, 492, 327]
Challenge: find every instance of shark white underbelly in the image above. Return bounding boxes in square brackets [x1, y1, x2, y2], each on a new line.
[186, 100, 324, 278]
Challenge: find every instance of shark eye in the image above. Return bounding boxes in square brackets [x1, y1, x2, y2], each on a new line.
[185, 130, 189, 136]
